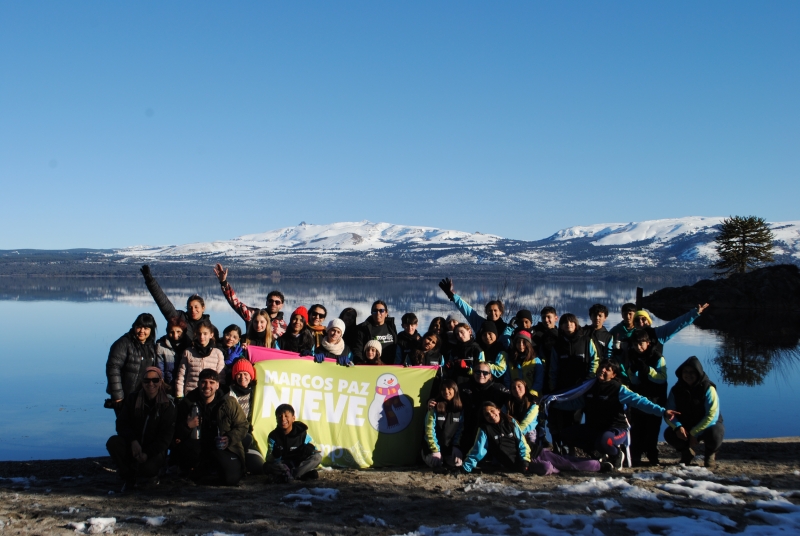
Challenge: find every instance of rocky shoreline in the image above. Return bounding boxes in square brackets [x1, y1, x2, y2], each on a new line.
[1, 437, 799, 535]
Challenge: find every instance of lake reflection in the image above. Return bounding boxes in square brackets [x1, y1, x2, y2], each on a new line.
[0, 276, 797, 461]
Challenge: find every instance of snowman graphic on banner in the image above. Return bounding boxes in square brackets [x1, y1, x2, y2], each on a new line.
[368, 373, 414, 433]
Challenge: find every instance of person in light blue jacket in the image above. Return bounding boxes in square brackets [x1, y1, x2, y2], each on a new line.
[438, 277, 514, 349]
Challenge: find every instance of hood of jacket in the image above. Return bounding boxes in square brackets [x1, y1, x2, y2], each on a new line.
[674, 355, 714, 389]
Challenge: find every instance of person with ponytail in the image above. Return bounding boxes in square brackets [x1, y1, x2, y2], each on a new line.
[422, 379, 464, 469]
[176, 319, 225, 398]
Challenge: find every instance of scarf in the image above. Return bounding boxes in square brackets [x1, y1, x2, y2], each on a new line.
[193, 339, 213, 357]
[321, 337, 345, 356]
[376, 385, 405, 427]
[224, 343, 244, 366]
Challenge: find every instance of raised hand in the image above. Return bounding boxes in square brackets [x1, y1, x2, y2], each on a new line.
[438, 277, 455, 300]
[697, 303, 710, 314]
[214, 263, 228, 284]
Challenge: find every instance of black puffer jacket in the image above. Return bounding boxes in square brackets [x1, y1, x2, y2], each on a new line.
[115, 389, 176, 457]
[106, 331, 157, 401]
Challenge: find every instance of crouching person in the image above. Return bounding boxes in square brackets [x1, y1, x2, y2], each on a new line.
[264, 404, 323, 482]
[544, 360, 678, 471]
[461, 402, 530, 474]
[422, 380, 464, 469]
[107, 367, 175, 490]
[663, 356, 724, 469]
[173, 369, 248, 486]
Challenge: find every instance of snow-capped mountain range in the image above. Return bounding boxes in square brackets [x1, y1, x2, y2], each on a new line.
[112, 217, 800, 274]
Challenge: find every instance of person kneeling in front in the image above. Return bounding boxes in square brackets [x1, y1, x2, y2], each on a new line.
[461, 401, 531, 475]
[172, 368, 249, 486]
[263, 404, 323, 483]
[106, 367, 175, 491]
[663, 356, 724, 469]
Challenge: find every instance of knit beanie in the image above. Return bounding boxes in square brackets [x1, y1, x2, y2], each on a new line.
[480, 320, 499, 336]
[231, 358, 256, 381]
[144, 366, 163, 380]
[364, 340, 383, 357]
[445, 314, 458, 323]
[328, 318, 346, 334]
[634, 310, 653, 325]
[515, 309, 533, 323]
[514, 330, 533, 344]
[292, 306, 309, 325]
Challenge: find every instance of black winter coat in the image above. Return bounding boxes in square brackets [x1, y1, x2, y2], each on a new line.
[106, 331, 157, 401]
[115, 389, 176, 457]
[278, 329, 315, 354]
[142, 272, 219, 340]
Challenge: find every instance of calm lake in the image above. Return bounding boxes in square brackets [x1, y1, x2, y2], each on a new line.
[1, 276, 797, 461]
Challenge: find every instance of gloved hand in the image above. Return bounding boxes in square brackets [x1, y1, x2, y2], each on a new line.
[300, 349, 314, 357]
[430, 452, 442, 467]
[336, 355, 352, 367]
[313, 353, 325, 363]
[140, 265, 151, 277]
[438, 278, 455, 301]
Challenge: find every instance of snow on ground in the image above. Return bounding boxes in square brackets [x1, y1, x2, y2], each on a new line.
[397, 467, 800, 536]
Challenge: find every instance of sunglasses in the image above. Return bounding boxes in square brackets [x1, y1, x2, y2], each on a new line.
[476, 370, 492, 377]
[310, 312, 326, 318]
[268, 299, 283, 305]
[372, 308, 387, 314]
[142, 378, 161, 385]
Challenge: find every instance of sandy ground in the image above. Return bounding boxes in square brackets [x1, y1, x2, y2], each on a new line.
[1, 438, 799, 535]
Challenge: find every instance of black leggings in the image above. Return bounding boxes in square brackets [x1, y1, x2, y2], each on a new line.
[106, 435, 165, 480]
[664, 423, 725, 456]
[630, 409, 662, 461]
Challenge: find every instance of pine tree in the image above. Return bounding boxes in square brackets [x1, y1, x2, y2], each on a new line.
[712, 216, 775, 275]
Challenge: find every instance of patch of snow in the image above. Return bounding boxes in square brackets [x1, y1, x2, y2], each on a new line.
[86, 517, 116, 534]
[68, 522, 87, 532]
[510, 509, 603, 536]
[60, 507, 80, 514]
[558, 477, 631, 495]
[359, 515, 387, 527]
[620, 485, 662, 502]
[282, 487, 339, 502]
[657, 480, 745, 505]
[632, 471, 673, 481]
[463, 477, 525, 496]
[592, 498, 621, 511]
[744, 509, 800, 533]
[465, 513, 509, 533]
[618, 515, 728, 535]
[202, 533, 245, 536]
[143, 516, 166, 526]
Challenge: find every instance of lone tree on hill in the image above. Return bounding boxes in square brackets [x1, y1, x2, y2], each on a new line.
[712, 215, 775, 275]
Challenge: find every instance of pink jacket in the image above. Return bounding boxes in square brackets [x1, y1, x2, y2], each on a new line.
[176, 346, 225, 397]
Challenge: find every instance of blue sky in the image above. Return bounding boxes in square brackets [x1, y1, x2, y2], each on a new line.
[1, 2, 798, 249]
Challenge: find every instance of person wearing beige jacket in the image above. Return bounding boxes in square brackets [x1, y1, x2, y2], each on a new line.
[176, 319, 225, 397]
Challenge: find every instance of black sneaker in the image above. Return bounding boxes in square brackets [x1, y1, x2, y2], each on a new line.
[600, 461, 614, 473]
[300, 470, 319, 481]
[679, 448, 695, 465]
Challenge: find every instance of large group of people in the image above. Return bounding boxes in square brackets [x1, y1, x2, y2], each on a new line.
[104, 264, 723, 489]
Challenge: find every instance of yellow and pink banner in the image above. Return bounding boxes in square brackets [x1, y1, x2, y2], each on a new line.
[249, 346, 437, 468]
